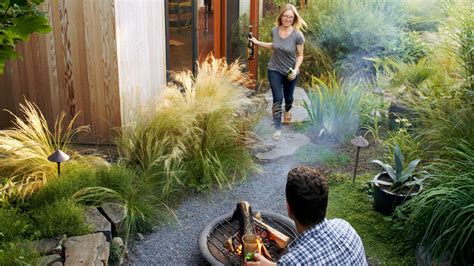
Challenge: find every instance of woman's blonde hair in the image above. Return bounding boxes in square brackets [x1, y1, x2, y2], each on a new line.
[275, 4, 307, 31]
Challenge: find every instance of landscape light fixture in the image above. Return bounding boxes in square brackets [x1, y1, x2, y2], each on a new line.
[48, 149, 70, 176]
[351, 136, 369, 183]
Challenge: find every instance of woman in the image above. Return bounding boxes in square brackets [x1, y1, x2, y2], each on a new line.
[250, 4, 306, 141]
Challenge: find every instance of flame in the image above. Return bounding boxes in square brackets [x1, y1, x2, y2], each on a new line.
[257, 238, 263, 254]
[236, 244, 242, 256]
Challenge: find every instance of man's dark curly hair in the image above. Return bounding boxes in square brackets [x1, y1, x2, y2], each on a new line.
[286, 166, 328, 226]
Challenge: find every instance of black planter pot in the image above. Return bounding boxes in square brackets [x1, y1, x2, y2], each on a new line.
[372, 172, 422, 215]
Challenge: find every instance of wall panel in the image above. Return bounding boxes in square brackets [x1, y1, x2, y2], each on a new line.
[115, 0, 167, 126]
[0, 0, 123, 144]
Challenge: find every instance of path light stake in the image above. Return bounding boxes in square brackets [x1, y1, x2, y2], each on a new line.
[351, 136, 369, 183]
[48, 150, 70, 176]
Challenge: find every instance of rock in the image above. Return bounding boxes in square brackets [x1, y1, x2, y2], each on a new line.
[100, 202, 126, 233]
[84, 207, 112, 241]
[64, 233, 110, 266]
[255, 132, 311, 161]
[112, 237, 124, 247]
[38, 254, 62, 265]
[29, 237, 63, 255]
[250, 141, 276, 154]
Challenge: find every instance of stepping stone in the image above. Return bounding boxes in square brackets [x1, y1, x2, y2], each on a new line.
[255, 132, 311, 161]
[264, 86, 310, 123]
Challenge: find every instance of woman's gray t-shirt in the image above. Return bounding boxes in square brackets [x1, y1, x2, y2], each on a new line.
[267, 26, 305, 75]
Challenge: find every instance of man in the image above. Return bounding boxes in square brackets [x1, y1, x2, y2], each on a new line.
[249, 166, 367, 265]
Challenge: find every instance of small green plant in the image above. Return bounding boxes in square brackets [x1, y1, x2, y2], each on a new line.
[362, 111, 383, 144]
[32, 198, 92, 239]
[371, 144, 426, 192]
[0, 242, 40, 265]
[0, 208, 33, 242]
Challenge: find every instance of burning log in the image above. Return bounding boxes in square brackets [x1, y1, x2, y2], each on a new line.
[232, 201, 256, 263]
[232, 201, 256, 237]
[225, 202, 291, 263]
[254, 219, 290, 249]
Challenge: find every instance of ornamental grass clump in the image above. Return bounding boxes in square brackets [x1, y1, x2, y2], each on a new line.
[117, 55, 258, 193]
[0, 101, 92, 202]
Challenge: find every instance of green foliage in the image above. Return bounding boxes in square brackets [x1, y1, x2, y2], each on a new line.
[295, 144, 351, 167]
[31, 198, 92, 239]
[0, 242, 40, 266]
[400, 0, 446, 32]
[0, 207, 33, 242]
[304, 0, 424, 78]
[303, 75, 363, 142]
[0, 0, 51, 75]
[394, 174, 474, 263]
[371, 56, 435, 94]
[326, 172, 414, 264]
[384, 118, 423, 165]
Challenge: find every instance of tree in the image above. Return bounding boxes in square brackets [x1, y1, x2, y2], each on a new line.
[0, 0, 51, 75]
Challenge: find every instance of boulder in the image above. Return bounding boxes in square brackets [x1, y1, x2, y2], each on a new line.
[29, 237, 63, 255]
[100, 202, 126, 233]
[38, 254, 62, 265]
[64, 233, 110, 266]
[84, 207, 112, 241]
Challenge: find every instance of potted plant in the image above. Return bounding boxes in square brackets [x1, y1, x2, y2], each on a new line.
[370, 144, 427, 215]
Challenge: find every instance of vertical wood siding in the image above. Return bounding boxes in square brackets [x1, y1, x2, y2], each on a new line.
[114, 0, 167, 127]
[0, 0, 126, 144]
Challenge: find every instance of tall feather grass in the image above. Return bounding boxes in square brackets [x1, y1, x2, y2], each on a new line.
[117, 55, 258, 194]
[0, 100, 91, 202]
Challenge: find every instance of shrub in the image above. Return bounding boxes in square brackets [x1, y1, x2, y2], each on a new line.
[303, 75, 363, 142]
[32, 198, 92, 239]
[306, 0, 411, 78]
[0, 208, 33, 243]
[0, 243, 40, 266]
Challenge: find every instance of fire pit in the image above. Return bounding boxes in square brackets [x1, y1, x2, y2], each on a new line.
[199, 210, 297, 265]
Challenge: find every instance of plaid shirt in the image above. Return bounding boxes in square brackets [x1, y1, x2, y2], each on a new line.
[277, 218, 367, 265]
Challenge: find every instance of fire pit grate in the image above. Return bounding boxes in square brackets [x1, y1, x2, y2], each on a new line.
[199, 211, 297, 265]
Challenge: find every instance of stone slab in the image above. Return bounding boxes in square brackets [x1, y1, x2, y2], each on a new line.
[38, 254, 62, 265]
[64, 233, 110, 266]
[100, 202, 125, 232]
[255, 132, 311, 161]
[84, 207, 112, 241]
[29, 238, 62, 255]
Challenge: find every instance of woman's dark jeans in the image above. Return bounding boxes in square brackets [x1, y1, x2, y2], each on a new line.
[268, 69, 298, 129]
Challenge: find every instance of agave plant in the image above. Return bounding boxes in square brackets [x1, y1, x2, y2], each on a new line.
[371, 144, 426, 191]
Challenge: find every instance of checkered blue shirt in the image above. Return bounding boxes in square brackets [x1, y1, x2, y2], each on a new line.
[277, 218, 367, 265]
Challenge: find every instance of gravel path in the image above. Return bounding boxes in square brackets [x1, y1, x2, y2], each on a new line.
[128, 157, 300, 265]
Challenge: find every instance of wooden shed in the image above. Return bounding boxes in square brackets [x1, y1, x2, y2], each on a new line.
[0, 0, 260, 144]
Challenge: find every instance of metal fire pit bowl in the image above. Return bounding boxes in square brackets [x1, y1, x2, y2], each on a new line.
[198, 210, 297, 265]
